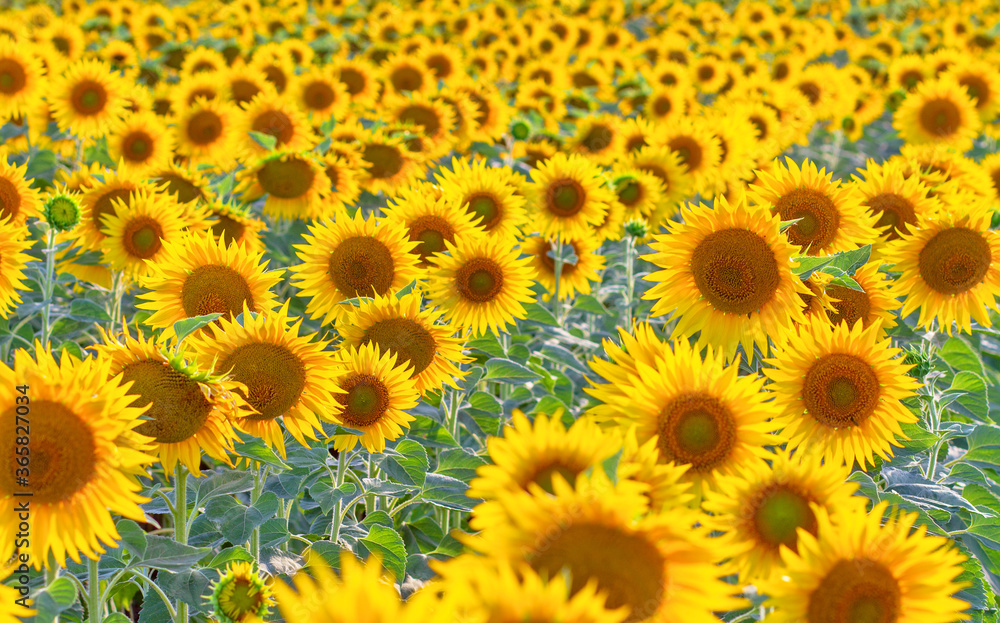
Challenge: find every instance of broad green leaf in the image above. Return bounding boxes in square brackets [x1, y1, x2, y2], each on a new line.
[521, 302, 559, 326]
[233, 435, 290, 471]
[115, 518, 148, 559]
[827, 244, 871, 274]
[104, 614, 133, 623]
[69, 298, 112, 322]
[160, 569, 213, 611]
[362, 478, 419, 496]
[247, 130, 277, 151]
[483, 358, 542, 383]
[379, 439, 429, 487]
[360, 524, 408, 581]
[573, 294, 612, 316]
[194, 470, 255, 505]
[33, 577, 77, 623]
[421, 472, 476, 511]
[309, 480, 358, 515]
[129, 535, 211, 572]
[436, 447, 487, 482]
[465, 333, 506, 357]
[468, 391, 502, 415]
[172, 313, 222, 347]
[201, 546, 253, 569]
[827, 274, 863, 291]
[948, 371, 991, 422]
[792, 255, 833, 278]
[218, 492, 281, 545]
[940, 336, 986, 376]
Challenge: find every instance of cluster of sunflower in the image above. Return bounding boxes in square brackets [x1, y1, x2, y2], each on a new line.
[0, 0, 999, 621]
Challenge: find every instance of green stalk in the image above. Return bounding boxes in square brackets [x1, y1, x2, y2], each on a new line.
[551, 236, 564, 321]
[39, 227, 57, 349]
[249, 466, 267, 562]
[87, 557, 101, 623]
[107, 271, 127, 330]
[46, 555, 60, 623]
[624, 236, 637, 327]
[330, 449, 348, 544]
[173, 463, 188, 623]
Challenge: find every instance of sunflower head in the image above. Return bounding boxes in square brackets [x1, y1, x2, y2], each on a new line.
[209, 561, 274, 623]
[43, 188, 82, 231]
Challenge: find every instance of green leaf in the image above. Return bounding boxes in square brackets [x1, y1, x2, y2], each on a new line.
[129, 535, 211, 572]
[217, 492, 281, 545]
[201, 546, 254, 569]
[940, 336, 986, 376]
[828, 244, 871, 274]
[115, 519, 148, 559]
[360, 524, 407, 581]
[104, 614, 133, 623]
[309, 480, 359, 514]
[468, 391, 502, 415]
[600, 448, 623, 485]
[33, 577, 77, 623]
[57, 341, 84, 362]
[573, 294, 612, 316]
[69, 298, 112, 322]
[792, 255, 834, 278]
[378, 439, 429, 487]
[827, 274, 863, 291]
[436, 447, 487, 482]
[465, 333, 506, 357]
[161, 569, 213, 611]
[521, 302, 559, 326]
[882, 466, 980, 513]
[172, 313, 222, 347]
[421, 472, 476, 511]
[233, 434, 290, 471]
[25, 149, 58, 180]
[948, 371, 991, 422]
[194, 470, 255, 505]
[964, 425, 1000, 470]
[483, 358, 542, 383]
[247, 130, 277, 151]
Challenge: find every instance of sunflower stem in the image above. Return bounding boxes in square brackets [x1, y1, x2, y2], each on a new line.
[330, 448, 348, 544]
[87, 556, 102, 623]
[250, 465, 267, 562]
[172, 463, 189, 623]
[623, 235, 637, 327]
[45, 555, 60, 623]
[551, 236, 564, 322]
[107, 270, 127, 330]
[39, 226, 58, 350]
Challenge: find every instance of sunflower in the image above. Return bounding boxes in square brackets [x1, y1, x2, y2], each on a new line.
[748, 157, 880, 256]
[236, 151, 330, 220]
[316, 153, 362, 216]
[425, 234, 537, 337]
[0, 37, 46, 120]
[451, 79, 510, 143]
[643, 84, 690, 124]
[105, 110, 174, 175]
[852, 158, 943, 244]
[174, 96, 240, 169]
[268, 553, 440, 623]
[0, 560, 36, 620]
[528, 153, 613, 241]
[47, 58, 128, 138]
[234, 92, 316, 160]
[0, 156, 41, 226]
[887, 53, 930, 93]
[525, 234, 605, 301]
[333, 57, 381, 107]
[588, 338, 782, 495]
[455, 473, 744, 623]
[205, 199, 266, 254]
[701, 449, 866, 582]
[137, 230, 283, 340]
[946, 58, 1000, 123]
[566, 113, 624, 165]
[209, 561, 274, 623]
[882, 205, 1000, 335]
[149, 160, 214, 206]
[764, 316, 922, 471]
[468, 411, 622, 504]
[382, 183, 480, 267]
[813, 260, 898, 333]
[617, 428, 696, 515]
[291, 211, 421, 326]
[0, 347, 154, 568]
[762, 503, 969, 623]
[93, 324, 242, 476]
[357, 129, 425, 196]
[621, 145, 693, 225]
[337, 291, 468, 395]
[248, 52, 295, 95]
[585, 323, 673, 423]
[99, 188, 186, 280]
[608, 167, 666, 221]
[894, 75, 981, 151]
[436, 157, 528, 241]
[0, 217, 31, 319]
[642, 194, 809, 363]
[293, 65, 348, 123]
[220, 60, 278, 107]
[658, 117, 724, 196]
[187, 302, 342, 458]
[439, 558, 629, 623]
[170, 71, 231, 111]
[387, 92, 457, 159]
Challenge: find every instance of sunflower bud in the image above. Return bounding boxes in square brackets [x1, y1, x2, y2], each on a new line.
[624, 218, 649, 238]
[209, 562, 273, 623]
[510, 118, 532, 141]
[43, 192, 82, 232]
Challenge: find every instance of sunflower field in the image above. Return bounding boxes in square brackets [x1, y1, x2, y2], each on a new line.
[5, 0, 1000, 621]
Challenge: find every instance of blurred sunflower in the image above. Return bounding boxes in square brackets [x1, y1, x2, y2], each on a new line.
[105, 110, 174, 175]
[291, 211, 421, 326]
[333, 57, 381, 107]
[99, 188, 186, 280]
[883, 205, 1000, 335]
[946, 58, 1000, 123]
[294, 65, 349, 123]
[764, 316, 922, 470]
[457, 473, 744, 623]
[188, 302, 342, 458]
[0, 156, 42, 226]
[150, 160, 214, 206]
[0, 37, 46, 120]
[319, 153, 363, 215]
[47, 58, 128, 138]
[659, 117, 723, 196]
[221, 60, 277, 107]
[762, 503, 969, 623]
[748, 157, 880, 256]
[205, 199, 266, 254]
[357, 129, 425, 196]
[234, 91, 316, 160]
[436, 157, 528, 240]
[237, 151, 330, 220]
[525, 234, 605, 301]
[328, 343, 419, 454]
[338, 290, 467, 394]
[608, 167, 665, 221]
[425, 234, 537, 337]
[94, 325, 242, 476]
[621, 145, 692, 224]
[894, 75, 981, 151]
[566, 113, 624, 165]
[170, 71, 231, 111]
[702, 449, 865, 582]
[383, 184, 479, 267]
[585, 323, 672, 423]
[0, 347, 154, 568]
[588, 338, 781, 495]
[137, 230, 283, 340]
[0, 217, 31, 319]
[174, 96, 240, 169]
[387, 92, 457, 159]
[529, 153, 613, 241]
[642, 194, 808, 363]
